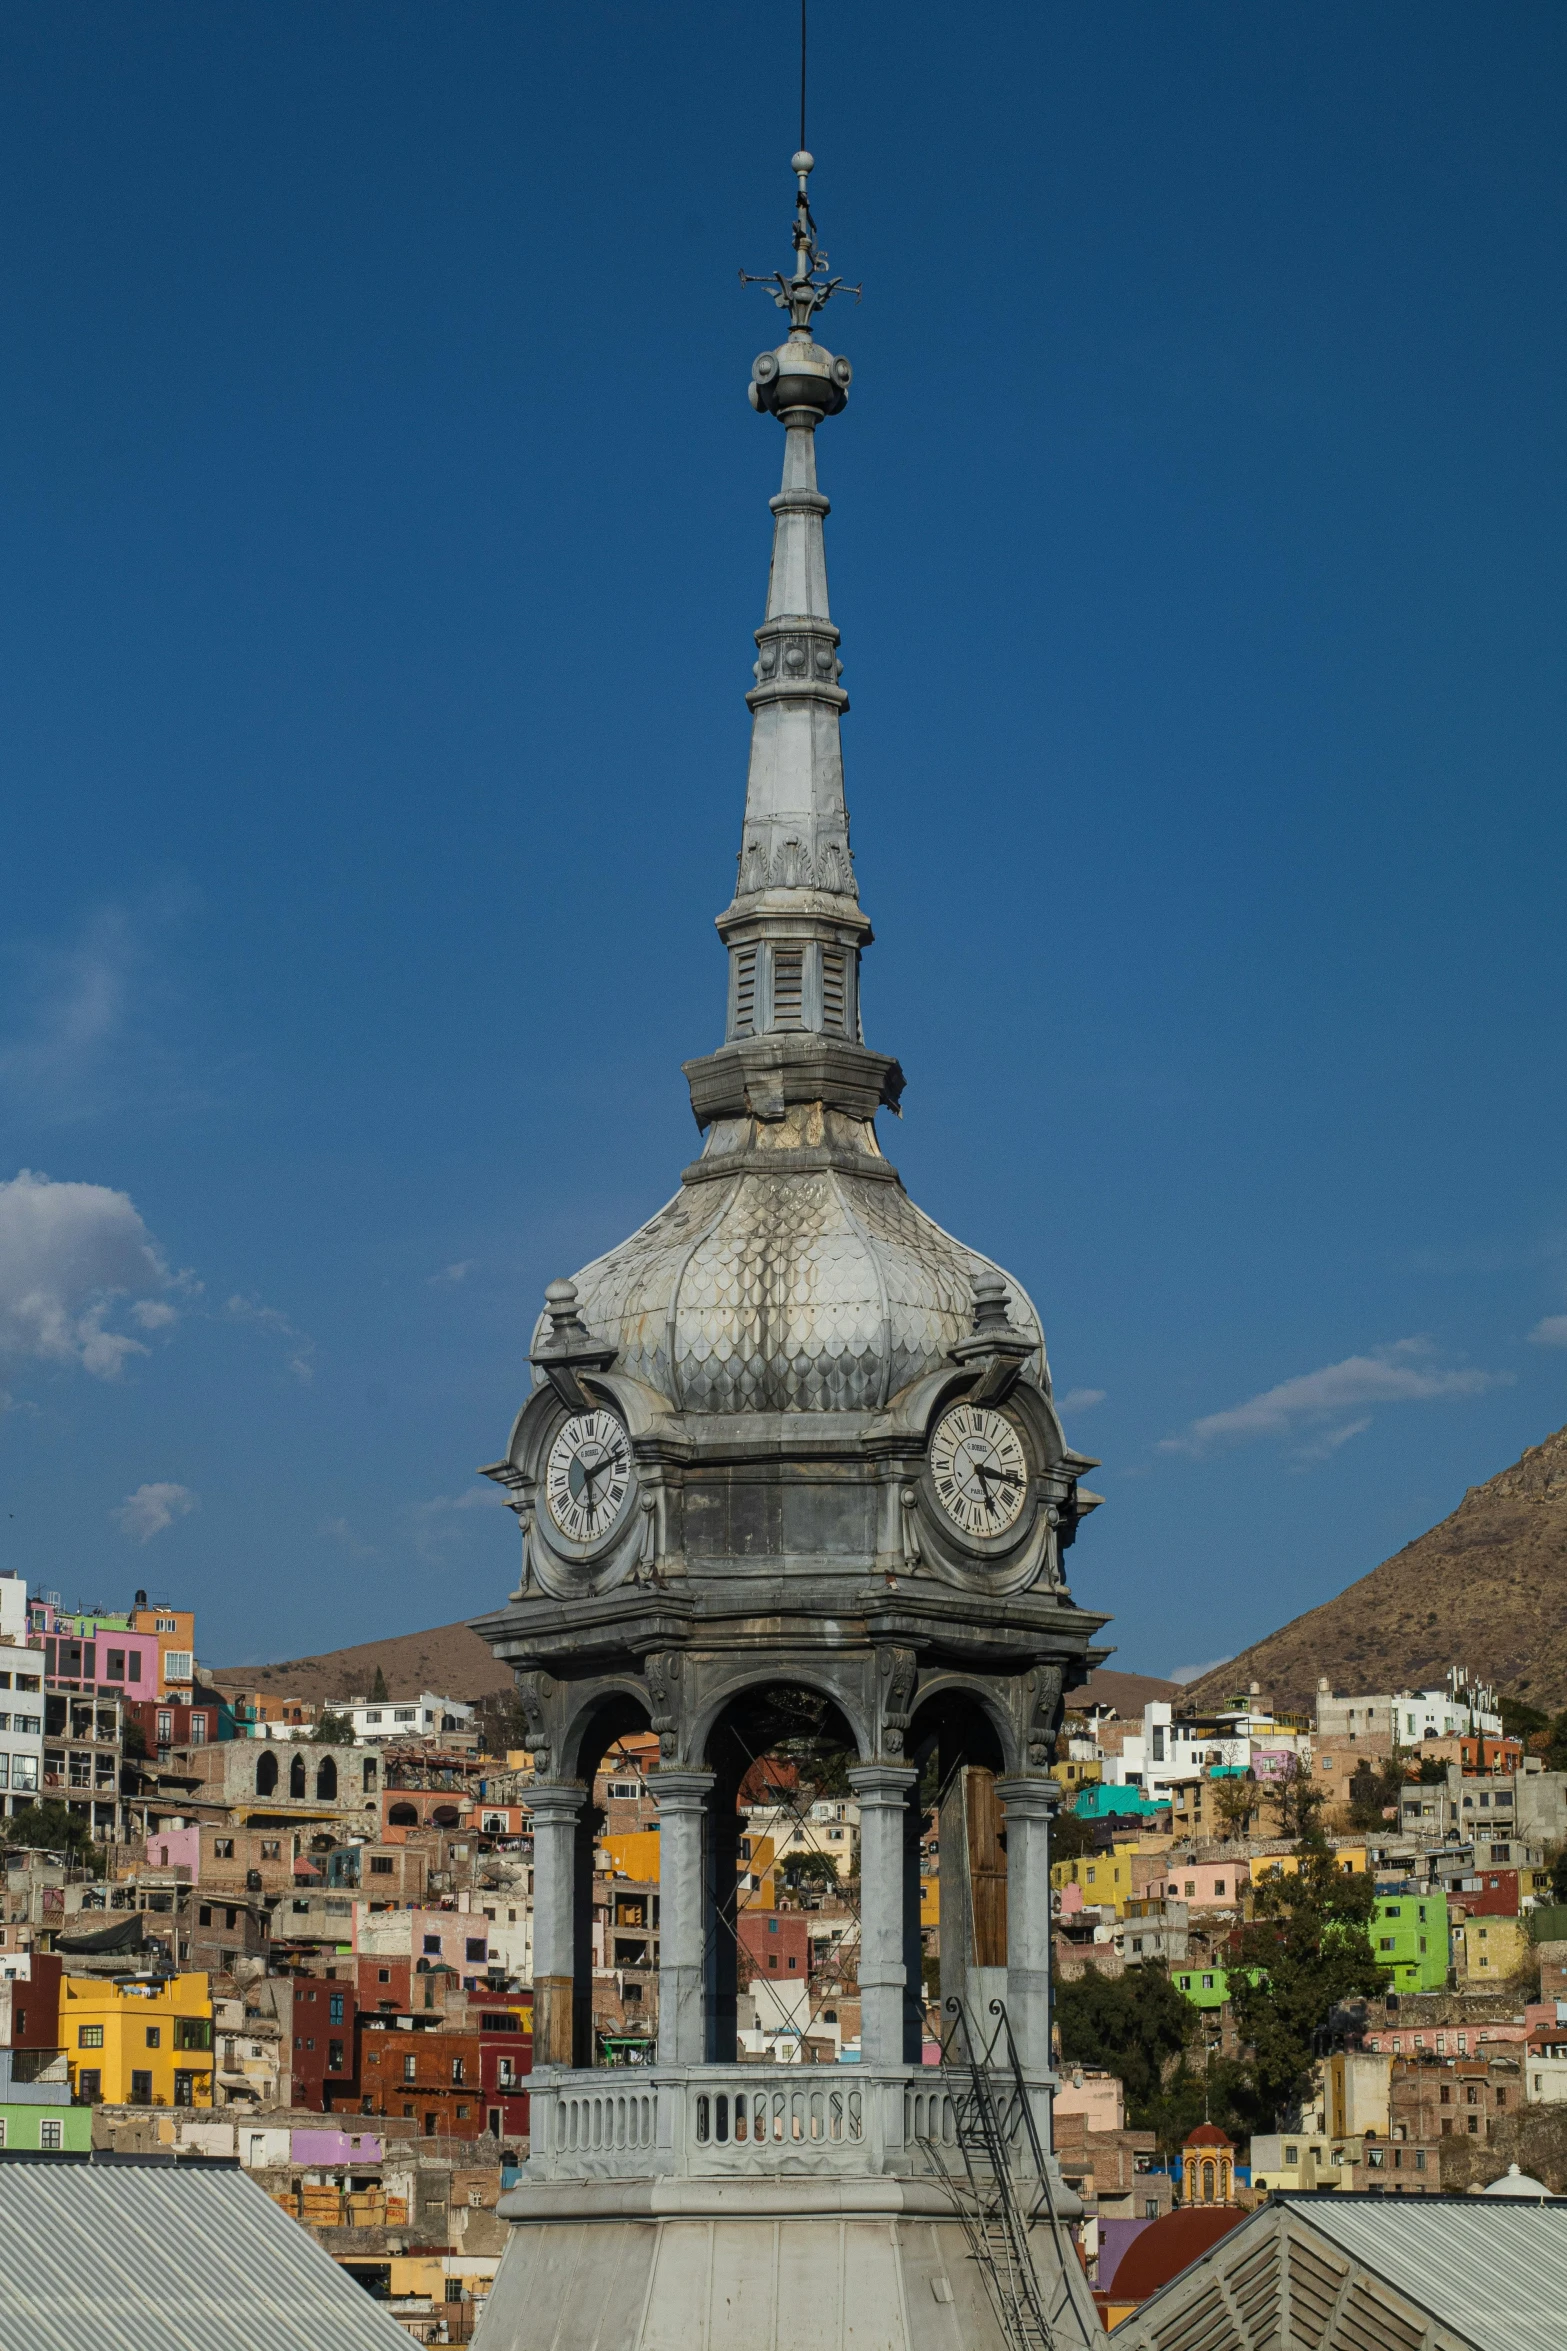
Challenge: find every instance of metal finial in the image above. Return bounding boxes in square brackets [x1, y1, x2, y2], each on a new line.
[739, 149, 861, 331]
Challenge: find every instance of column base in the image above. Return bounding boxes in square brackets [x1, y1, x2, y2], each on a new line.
[481, 2170, 1101, 2349]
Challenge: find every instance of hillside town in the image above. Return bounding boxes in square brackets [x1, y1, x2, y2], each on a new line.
[5, 1564, 1567, 2336]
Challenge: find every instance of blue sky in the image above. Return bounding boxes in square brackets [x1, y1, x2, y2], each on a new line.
[1, 3, 1564, 1678]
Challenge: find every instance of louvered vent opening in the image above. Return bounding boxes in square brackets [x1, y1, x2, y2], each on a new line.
[733, 948, 757, 1036]
[821, 950, 847, 1033]
[771, 948, 804, 1029]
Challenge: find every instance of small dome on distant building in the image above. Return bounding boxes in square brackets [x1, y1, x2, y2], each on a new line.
[1483, 2163, 1551, 2197]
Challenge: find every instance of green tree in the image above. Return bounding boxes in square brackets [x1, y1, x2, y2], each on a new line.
[1227, 1838, 1391, 2128]
[780, 1849, 840, 1901]
[1347, 1755, 1408, 1830]
[312, 1709, 355, 1743]
[370, 1664, 389, 1703]
[1055, 1962, 1195, 2123]
[1052, 1809, 1098, 1862]
[1213, 1774, 1260, 1839]
[5, 1801, 103, 1872]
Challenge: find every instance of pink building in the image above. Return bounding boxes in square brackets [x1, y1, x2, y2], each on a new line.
[1151, 1860, 1242, 1909]
[145, 1826, 201, 1875]
[291, 2127, 383, 2164]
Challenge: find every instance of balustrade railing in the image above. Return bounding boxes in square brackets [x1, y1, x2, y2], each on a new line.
[524, 2065, 1013, 2184]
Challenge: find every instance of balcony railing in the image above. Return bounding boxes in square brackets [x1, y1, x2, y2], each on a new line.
[522, 2065, 1018, 2185]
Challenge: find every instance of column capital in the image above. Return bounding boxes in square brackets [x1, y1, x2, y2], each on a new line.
[648, 1766, 717, 1812]
[526, 1780, 588, 1823]
[847, 1762, 918, 1807]
[994, 1774, 1062, 1818]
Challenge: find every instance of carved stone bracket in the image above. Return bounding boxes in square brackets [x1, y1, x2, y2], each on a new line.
[874, 1643, 919, 1760]
[644, 1649, 686, 1764]
[1016, 1662, 1066, 1772]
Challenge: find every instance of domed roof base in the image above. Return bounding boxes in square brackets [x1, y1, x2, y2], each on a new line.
[479, 2174, 1101, 2351]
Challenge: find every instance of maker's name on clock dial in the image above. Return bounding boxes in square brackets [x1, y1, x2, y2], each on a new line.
[929, 1403, 1029, 1538]
[544, 1409, 633, 1544]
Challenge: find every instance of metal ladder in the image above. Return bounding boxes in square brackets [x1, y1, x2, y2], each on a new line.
[916, 1997, 1097, 2351]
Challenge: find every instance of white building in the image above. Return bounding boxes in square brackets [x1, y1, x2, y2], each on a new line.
[1315, 1671, 1502, 1745]
[343, 1693, 475, 1743]
[0, 1638, 46, 1819]
[0, 1572, 27, 1647]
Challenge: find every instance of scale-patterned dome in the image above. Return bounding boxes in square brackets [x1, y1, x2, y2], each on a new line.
[536, 1142, 1047, 1417]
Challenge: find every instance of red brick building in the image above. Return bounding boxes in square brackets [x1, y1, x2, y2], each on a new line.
[358, 2017, 486, 2138]
[737, 1909, 809, 1985]
[470, 1998, 532, 2139]
[290, 1976, 359, 2109]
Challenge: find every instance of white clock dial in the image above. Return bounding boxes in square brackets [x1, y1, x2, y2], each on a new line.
[929, 1403, 1029, 1539]
[544, 1410, 633, 1546]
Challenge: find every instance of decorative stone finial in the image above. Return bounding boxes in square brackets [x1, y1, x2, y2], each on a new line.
[970, 1272, 1014, 1335]
[543, 1278, 589, 1341]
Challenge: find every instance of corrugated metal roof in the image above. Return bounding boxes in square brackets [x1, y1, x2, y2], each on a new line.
[1283, 2192, 1567, 2351]
[0, 2159, 412, 2351]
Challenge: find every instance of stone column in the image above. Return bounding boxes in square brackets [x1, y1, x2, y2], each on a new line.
[995, 1774, 1057, 2140]
[528, 1782, 587, 2069]
[652, 1769, 716, 2067]
[848, 1764, 918, 2069]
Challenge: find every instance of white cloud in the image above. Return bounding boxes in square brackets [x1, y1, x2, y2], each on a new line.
[1169, 1657, 1230, 1685]
[429, 1261, 474, 1287]
[1291, 1416, 1373, 1465]
[1160, 1338, 1509, 1459]
[0, 1168, 184, 1380]
[112, 1481, 197, 1542]
[319, 1515, 377, 1561]
[1528, 1316, 1567, 1348]
[1058, 1387, 1106, 1413]
[226, 1293, 315, 1385]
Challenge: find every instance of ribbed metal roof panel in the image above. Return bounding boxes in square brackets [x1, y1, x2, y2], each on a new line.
[0, 2160, 412, 2351]
[1284, 2192, 1567, 2351]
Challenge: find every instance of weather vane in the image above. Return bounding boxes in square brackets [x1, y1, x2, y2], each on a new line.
[740, 0, 861, 331]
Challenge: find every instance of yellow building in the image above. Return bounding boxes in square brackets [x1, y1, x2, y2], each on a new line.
[1049, 1758, 1102, 1794]
[63, 1971, 214, 2108]
[1248, 1843, 1366, 1887]
[1453, 1914, 1530, 1983]
[920, 1874, 939, 1928]
[1051, 1846, 1136, 1916]
[601, 1829, 778, 1908]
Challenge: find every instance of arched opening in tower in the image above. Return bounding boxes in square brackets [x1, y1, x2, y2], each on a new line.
[699, 1684, 885, 2068]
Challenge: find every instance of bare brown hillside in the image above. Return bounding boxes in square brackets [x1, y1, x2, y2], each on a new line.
[209, 1619, 514, 1706]
[211, 1626, 1174, 1719]
[1183, 1421, 1567, 1716]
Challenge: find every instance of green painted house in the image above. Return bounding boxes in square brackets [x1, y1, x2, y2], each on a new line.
[1172, 1965, 1232, 2011]
[0, 2100, 91, 2152]
[1370, 1890, 1448, 1992]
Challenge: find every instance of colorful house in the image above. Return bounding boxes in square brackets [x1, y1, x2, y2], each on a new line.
[62, 1970, 214, 2107]
[0, 2047, 89, 2152]
[1370, 1891, 1448, 1992]
[1052, 1846, 1136, 1915]
[1171, 1966, 1234, 2013]
[1452, 1914, 1529, 1984]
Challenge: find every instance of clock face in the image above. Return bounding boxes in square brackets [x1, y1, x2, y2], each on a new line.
[544, 1410, 633, 1546]
[929, 1403, 1029, 1539]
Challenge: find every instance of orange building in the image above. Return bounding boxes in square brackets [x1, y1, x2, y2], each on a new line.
[128, 1599, 197, 1701]
[1180, 2123, 1237, 2206]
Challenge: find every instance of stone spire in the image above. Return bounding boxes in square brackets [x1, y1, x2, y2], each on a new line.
[717, 152, 871, 1056]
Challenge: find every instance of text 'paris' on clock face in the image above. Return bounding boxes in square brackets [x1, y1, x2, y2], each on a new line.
[545, 1409, 632, 1545]
[929, 1402, 1029, 1538]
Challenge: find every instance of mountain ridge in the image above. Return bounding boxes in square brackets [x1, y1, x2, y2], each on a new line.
[1182, 1420, 1567, 1716]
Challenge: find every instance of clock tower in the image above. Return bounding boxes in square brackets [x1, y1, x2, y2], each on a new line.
[474, 147, 1108, 2351]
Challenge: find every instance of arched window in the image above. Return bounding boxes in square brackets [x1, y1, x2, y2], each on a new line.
[289, 1752, 306, 1799]
[256, 1751, 278, 1797]
[431, 1804, 460, 1829]
[388, 1802, 419, 1828]
[1201, 2161, 1215, 2201]
[315, 1756, 338, 1800]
